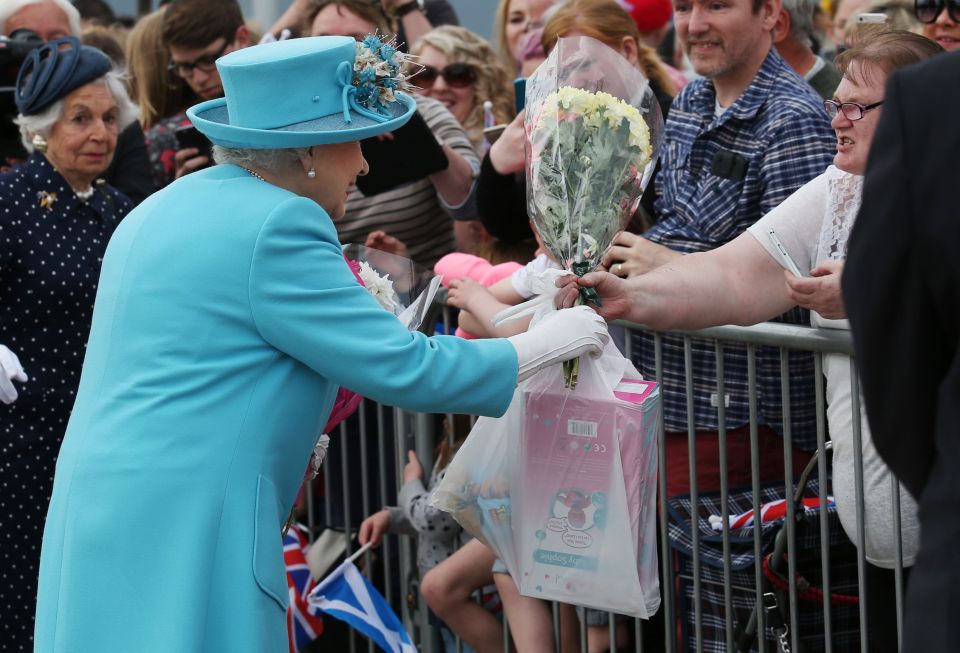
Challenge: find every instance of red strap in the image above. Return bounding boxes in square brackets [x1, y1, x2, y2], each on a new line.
[762, 554, 860, 606]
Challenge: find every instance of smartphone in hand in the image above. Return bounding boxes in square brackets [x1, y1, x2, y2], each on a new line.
[514, 78, 526, 114]
[483, 124, 506, 145]
[174, 125, 214, 162]
[766, 229, 806, 277]
[356, 111, 448, 196]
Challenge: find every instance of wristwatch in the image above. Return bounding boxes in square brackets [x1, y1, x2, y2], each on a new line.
[394, 0, 424, 17]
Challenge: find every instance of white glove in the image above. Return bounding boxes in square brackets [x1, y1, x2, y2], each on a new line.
[507, 306, 609, 382]
[0, 344, 28, 405]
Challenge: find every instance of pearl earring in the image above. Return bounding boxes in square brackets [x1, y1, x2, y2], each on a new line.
[32, 134, 48, 152]
[307, 168, 317, 179]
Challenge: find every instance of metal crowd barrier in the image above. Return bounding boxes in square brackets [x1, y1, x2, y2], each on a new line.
[300, 303, 909, 653]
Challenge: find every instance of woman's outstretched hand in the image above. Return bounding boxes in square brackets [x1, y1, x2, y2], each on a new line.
[555, 271, 632, 322]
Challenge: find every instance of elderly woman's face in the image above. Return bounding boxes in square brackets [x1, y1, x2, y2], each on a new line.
[829, 62, 885, 176]
[306, 141, 369, 219]
[45, 82, 119, 188]
[415, 46, 476, 125]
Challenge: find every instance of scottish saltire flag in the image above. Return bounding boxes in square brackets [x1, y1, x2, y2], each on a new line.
[307, 552, 415, 653]
[284, 528, 324, 652]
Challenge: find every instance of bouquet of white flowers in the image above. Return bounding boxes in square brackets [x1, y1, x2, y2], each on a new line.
[525, 36, 663, 386]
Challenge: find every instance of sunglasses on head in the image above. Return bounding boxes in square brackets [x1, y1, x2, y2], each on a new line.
[914, 0, 960, 23]
[416, 63, 477, 89]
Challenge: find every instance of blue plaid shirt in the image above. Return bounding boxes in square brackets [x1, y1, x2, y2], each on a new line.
[634, 49, 835, 451]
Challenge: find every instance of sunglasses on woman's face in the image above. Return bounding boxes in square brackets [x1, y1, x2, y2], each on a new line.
[416, 63, 478, 89]
[915, 0, 960, 23]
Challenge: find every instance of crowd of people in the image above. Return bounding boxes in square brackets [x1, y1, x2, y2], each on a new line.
[0, 0, 957, 651]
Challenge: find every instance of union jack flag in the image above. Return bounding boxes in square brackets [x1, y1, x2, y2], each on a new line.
[708, 496, 836, 531]
[284, 526, 324, 652]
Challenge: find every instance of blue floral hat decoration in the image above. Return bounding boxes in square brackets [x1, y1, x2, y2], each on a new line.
[187, 35, 418, 149]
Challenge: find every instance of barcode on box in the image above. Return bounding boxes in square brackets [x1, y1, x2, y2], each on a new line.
[567, 420, 598, 438]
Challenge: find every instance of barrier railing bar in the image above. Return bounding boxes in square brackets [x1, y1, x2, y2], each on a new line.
[814, 354, 834, 653]
[655, 332, 678, 653]
[339, 421, 358, 653]
[848, 362, 869, 653]
[780, 348, 801, 653]
[715, 342, 736, 652]
[748, 345, 767, 653]
[376, 402, 394, 609]
[684, 336, 704, 653]
[613, 321, 853, 355]
[892, 475, 904, 652]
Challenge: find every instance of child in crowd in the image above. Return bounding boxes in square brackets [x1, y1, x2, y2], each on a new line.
[358, 415, 502, 653]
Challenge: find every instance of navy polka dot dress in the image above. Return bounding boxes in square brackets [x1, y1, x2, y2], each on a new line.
[0, 153, 131, 651]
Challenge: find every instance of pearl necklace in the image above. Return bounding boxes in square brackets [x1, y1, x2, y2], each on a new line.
[74, 186, 96, 202]
[242, 167, 266, 182]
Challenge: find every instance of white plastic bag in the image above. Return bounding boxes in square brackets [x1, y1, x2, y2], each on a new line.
[433, 332, 661, 618]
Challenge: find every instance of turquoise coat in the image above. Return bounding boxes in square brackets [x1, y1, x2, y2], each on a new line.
[33, 164, 517, 652]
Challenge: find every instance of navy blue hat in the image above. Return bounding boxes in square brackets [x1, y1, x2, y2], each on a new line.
[15, 36, 112, 116]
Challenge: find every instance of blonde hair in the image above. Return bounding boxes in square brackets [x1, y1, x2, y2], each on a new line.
[412, 26, 515, 144]
[125, 9, 195, 129]
[542, 0, 677, 98]
[493, 0, 518, 72]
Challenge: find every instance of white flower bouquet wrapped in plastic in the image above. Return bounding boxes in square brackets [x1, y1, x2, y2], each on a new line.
[525, 35, 664, 386]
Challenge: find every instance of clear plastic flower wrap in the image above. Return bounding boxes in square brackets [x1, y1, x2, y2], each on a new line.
[341, 244, 442, 331]
[524, 36, 664, 385]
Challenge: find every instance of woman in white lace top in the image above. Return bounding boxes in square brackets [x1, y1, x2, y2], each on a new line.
[558, 30, 942, 651]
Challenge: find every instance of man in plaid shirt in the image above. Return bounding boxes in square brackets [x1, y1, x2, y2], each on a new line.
[607, 0, 835, 496]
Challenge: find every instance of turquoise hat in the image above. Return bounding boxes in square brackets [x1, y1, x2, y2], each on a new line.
[187, 36, 416, 149]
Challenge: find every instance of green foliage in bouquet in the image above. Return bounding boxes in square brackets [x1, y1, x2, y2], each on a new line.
[530, 86, 652, 271]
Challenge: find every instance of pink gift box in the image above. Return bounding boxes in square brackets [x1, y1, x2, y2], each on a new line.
[516, 376, 660, 615]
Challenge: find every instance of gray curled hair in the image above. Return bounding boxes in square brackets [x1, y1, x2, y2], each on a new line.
[15, 68, 139, 154]
[212, 146, 303, 173]
[781, 0, 817, 48]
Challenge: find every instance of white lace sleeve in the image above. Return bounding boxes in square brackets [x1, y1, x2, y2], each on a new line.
[817, 165, 864, 262]
[747, 171, 829, 276]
